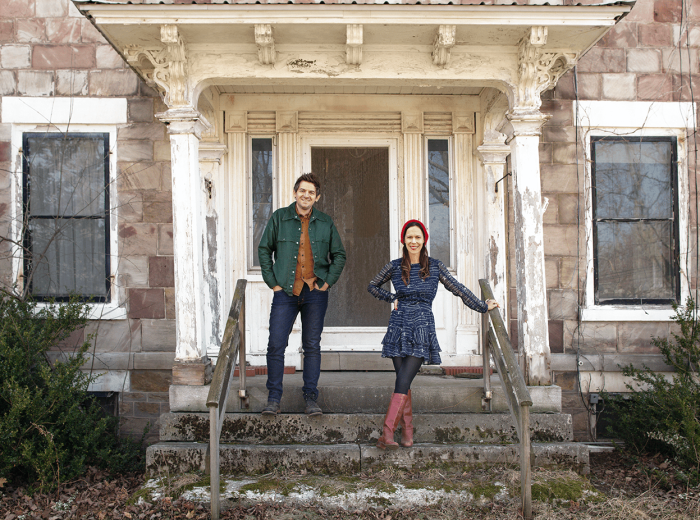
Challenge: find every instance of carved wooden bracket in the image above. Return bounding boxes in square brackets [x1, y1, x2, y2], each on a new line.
[514, 26, 578, 112]
[432, 25, 456, 68]
[123, 25, 189, 107]
[346, 25, 363, 65]
[255, 25, 276, 65]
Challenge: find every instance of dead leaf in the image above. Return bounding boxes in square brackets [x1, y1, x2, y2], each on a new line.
[186, 511, 194, 519]
[0, 477, 6, 488]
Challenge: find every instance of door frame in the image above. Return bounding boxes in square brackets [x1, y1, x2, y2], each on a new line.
[301, 136, 400, 350]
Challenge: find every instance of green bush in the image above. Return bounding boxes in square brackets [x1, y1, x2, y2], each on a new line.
[0, 294, 146, 491]
[603, 297, 700, 477]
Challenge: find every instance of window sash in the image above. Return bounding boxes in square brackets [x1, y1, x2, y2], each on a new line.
[22, 133, 111, 302]
[427, 138, 451, 267]
[249, 137, 274, 269]
[591, 136, 679, 305]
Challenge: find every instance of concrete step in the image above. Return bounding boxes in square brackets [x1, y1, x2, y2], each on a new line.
[146, 441, 590, 476]
[170, 372, 562, 414]
[160, 412, 573, 445]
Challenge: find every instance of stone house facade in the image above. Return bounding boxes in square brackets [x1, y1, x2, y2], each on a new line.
[0, 0, 696, 442]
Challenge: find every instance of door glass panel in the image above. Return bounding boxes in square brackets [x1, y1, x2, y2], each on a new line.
[312, 148, 390, 327]
[428, 139, 450, 266]
[251, 138, 273, 267]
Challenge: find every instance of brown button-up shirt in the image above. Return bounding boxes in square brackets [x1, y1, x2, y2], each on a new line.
[293, 211, 317, 296]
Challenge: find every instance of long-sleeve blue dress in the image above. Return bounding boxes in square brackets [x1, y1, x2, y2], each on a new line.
[367, 258, 488, 364]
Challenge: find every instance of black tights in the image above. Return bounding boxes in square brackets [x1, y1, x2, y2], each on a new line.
[391, 356, 423, 395]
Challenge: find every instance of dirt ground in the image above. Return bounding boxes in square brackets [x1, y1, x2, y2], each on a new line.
[1, 450, 699, 519]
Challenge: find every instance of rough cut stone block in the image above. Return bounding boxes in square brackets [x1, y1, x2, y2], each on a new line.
[3, 0, 35, 18]
[564, 321, 618, 353]
[0, 142, 10, 163]
[548, 289, 578, 320]
[86, 319, 142, 353]
[544, 225, 580, 257]
[118, 255, 149, 288]
[541, 164, 583, 193]
[33, 45, 95, 70]
[80, 19, 104, 43]
[165, 287, 175, 319]
[161, 163, 172, 191]
[549, 320, 564, 353]
[542, 196, 558, 224]
[675, 74, 700, 102]
[598, 21, 638, 48]
[128, 98, 154, 123]
[118, 161, 162, 191]
[117, 140, 153, 162]
[17, 71, 53, 96]
[118, 190, 143, 223]
[626, 0, 654, 22]
[663, 47, 699, 73]
[128, 288, 165, 319]
[654, 0, 682, 23]
[602, 73, 636, 100]
[639, 23, 673, 47]
[539, 100, 573, 126]
[1, 45, 31, 69]
[638, 74, 673, 101]
[143, 192, 173, 223]
[16, 18, 45, 43]
[153, 140, 172, 162]
[543, 125, 576, 144]
[149, 256, 174, 287]
[135, 402, 160, 418]
[131, 369, 171, 393]
[36, 0, 68, 17]
[0, 21, 12, 43]
[117, 123, 165, 141]
[89, 69, 138, 96]
[96, 44, 125, 69]
[574, 73, 602, 100]
[617, 322, 669, 353]
[119, 223, 158, 256]
[552, 143, 578, 164]
[627, 48, 661, 73]
[0, 71, 16, 96]
[158, 224, 173, 255]
[577, 48, 626, 73]
[141, 318, 176, 352]
[56, 69, 87, 96]
[46, 18, 81, 44]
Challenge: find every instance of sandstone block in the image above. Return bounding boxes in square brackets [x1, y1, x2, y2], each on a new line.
[552, 143, 579, 164]
[128, 98, 154, 123]
[161, 163, 172, 191]
[118, 190, 143, 223]
[143, 198, 173, 224]
[544, 225, 579, 257]
[557, 193, 579, 225]
[80, 19, 104, 43]
[153, 140, 172, 162]
[598, 21, 638, 48]
[17, 71, 53, 96]
[639, 23, 673, 47]
[626, 0, 654, 22]
[0, 21, 12, 43]
[543, 125, 576, 144]
[135, 401, 160, 418]
[602, 73, 636, 100]
[1, 45, 31, 69]
[117, 140, 153, 162]
[564, 321, 618, 353]
[662, 47, 699, 73]
[158, 224, 173, 255]
[141, 319, 176, 352]
[165, 287, 175, 319]
[119, 223, 158, 256]
[118, 255, 149, 288]
[15, 18, 45, 43]
[148, 256, 174, 288]
[554, 71, 575, 100]
[86, 319, 142, 353]
[46, 18, 81, 44]
[117, 123, 166, 141]
[545, 257, 559, 289]
[554, 371, 577, 391]
[118, 162, 162, 191]
[0, 71, 15, 96]
[33, 45, 95, 69]
[130, 369, 171, 393]
[575, 73, 603, 100]
[617, 322, 669, 353]
[543, 196, 558, 224]
[627, 48, 661, 73]
[637, 74, 673, 101]
[56, 69, 87, 95]
[540, 100, 573, 126]
[541, 164, 583, 193]
[36, 0, 68, 17]
[0, 142, 9, 163]
[548, 289, 578, 320]
[549, 320, 564, 353]
[674, 74, 700, 102]
[89, 69, 138, 96]
[2, 0, 35, 17]
[539, 142, 552, 163]
[577, 48, 626, 73]
[96, 44, 125, 69]
[654, 0, 682, 23]
[119, 401, 133, 416]
[128, 288, 165, 319]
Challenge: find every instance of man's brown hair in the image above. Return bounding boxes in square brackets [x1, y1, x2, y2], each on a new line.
[294, 173, 321, 196]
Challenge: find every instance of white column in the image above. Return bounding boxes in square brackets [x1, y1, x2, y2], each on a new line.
[157, 107, 212, 385]
[402, 112, 424, 221]
[277, 111, 298, 206]
[505, 111, 551, 386]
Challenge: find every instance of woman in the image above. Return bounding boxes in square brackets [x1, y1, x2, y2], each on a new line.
[367, 219, 499, 450]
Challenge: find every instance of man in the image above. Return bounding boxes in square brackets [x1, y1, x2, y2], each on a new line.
[258, 173, 346, 416]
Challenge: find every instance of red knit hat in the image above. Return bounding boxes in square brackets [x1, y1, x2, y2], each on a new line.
[401, 219, 429, 243]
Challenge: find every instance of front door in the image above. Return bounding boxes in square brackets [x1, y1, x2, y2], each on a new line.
[302, 138, 399, 366]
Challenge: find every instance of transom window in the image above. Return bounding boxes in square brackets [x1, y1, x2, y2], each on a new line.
[591, 136, 679, 305]
[22, 133, 111, 301]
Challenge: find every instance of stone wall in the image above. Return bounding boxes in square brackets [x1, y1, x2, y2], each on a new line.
[0, 0, 174, 442]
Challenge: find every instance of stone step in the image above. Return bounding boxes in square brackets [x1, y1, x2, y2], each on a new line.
[170, 372, 562, 414]
[160, 412, 573, 445]
[145, 441, 590, 476]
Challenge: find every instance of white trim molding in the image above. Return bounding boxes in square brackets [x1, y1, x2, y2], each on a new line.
[577, 101, 695, 323]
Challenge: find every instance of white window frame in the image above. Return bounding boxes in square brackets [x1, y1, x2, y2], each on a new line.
[247, 134, 277, 271]
[424, 135, 455, 269]
[2, 97, 127, 320]
[578, 101, 694, 322]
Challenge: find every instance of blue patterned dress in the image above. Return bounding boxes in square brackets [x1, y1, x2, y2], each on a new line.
[367, 258, 488, 364]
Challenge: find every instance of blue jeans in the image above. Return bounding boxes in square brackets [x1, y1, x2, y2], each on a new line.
[266, 284, 329, 403]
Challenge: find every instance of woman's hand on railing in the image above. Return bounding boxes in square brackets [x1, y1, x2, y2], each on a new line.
[485, 299, 500, 311]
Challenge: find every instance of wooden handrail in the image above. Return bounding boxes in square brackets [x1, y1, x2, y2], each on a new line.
[207, 279, 248, 520]
[479, 279, 533, 520]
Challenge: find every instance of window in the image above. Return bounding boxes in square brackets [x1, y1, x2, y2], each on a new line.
[23, 133, 110, 301]
[250, 137, 273, 267]
[427, 139, 451, 266]
[591, 136, 679, 305]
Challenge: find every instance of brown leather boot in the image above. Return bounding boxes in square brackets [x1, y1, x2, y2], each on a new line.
[376, 393, 408, 450]
[400, 389, 414, 447]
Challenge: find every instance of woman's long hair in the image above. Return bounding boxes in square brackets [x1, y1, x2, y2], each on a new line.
[401, 224, 430, 286]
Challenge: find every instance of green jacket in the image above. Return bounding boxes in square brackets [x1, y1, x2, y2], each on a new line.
[258, 202, 346, 296]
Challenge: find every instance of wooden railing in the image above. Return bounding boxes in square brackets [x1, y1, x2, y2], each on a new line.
[206, 279, 249, 520]
[479, 279, 533, 520]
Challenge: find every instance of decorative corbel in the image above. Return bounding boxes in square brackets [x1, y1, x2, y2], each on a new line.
[432, 25, 456, 68]
[402, 112, 424, 134]
[276, 111, 298, 133]
[513, 26, 578, 112]
[346, 25, 363, 66]
[123, 25, 189, 107]
[255, 25, 276, 65]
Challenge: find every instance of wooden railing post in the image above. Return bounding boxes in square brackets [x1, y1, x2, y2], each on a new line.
[481, 293, 492, 412]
